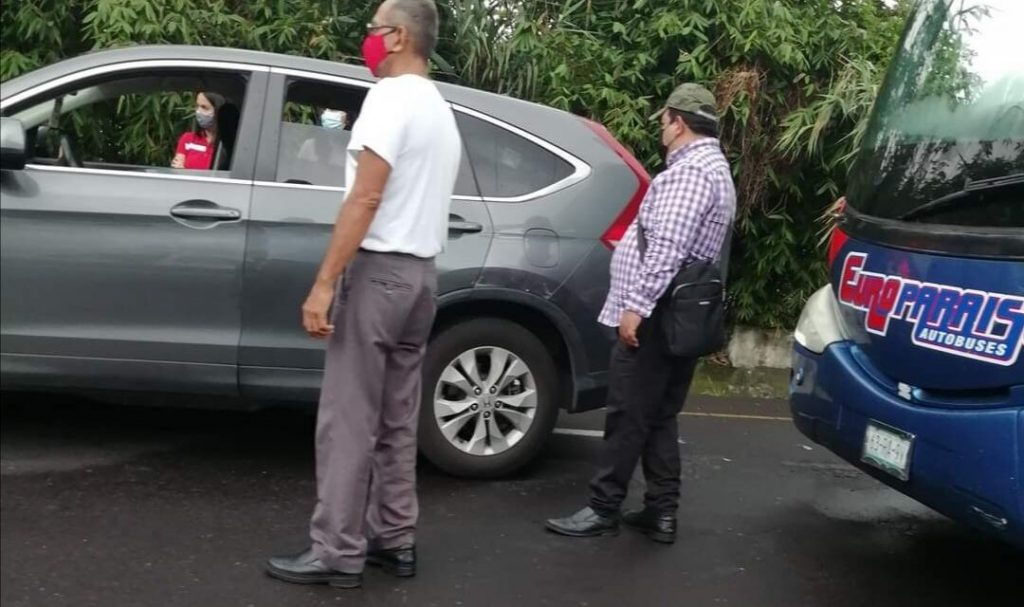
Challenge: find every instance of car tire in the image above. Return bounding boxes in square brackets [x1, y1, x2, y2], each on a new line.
[418, 318, 560, 478]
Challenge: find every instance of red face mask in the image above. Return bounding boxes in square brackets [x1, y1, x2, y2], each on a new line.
[361, 33, 391, 77]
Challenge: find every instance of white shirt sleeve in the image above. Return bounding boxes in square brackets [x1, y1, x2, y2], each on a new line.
[348, 80, 406, 167]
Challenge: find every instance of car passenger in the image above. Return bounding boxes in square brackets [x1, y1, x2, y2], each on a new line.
[171, 91, 225, 170]
[297, 108, 348, 167]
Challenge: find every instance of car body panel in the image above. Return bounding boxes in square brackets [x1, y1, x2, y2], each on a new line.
[1, 46, 626, 412]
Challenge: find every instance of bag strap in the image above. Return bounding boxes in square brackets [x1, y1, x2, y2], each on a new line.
[634, 215, 731, 282]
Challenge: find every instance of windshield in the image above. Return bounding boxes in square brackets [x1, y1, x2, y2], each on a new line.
[846, 0, 1024, 228]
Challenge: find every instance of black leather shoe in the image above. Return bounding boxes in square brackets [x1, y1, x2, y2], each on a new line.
[367, 544, 416, 577]
[545, 507, 620, 537]
[266, 548, 362, 589]
[622, 508, 676, 544]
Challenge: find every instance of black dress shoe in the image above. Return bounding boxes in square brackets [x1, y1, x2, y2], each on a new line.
[367, 544, 416, 577]
[622, 508, 676, 544]
[266, 548, 362, 588]
[545, 507, 620, 537]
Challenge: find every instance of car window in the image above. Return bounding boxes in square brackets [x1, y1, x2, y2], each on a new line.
[274, 79, 480, 197]
[275, 79, 366, 188]
[6, 71, 249, 174]
[455, 112, 574, 199]
[452, 136, 480, 198]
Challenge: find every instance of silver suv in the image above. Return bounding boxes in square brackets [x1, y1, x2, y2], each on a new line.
[0, 46, 649, 477]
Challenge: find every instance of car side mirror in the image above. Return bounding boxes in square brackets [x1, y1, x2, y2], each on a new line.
[0, 117, 28, 171]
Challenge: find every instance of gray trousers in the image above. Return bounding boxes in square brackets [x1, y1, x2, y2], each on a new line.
[309, 250, 437, 573]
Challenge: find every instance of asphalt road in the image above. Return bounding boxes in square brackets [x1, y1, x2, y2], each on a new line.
[1, 393, 1020, 607]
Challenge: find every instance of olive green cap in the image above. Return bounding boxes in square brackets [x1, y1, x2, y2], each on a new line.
[650, 82, 719, 122]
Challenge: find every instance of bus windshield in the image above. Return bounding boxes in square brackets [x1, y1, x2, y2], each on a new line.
[846, 0, 1024, 228]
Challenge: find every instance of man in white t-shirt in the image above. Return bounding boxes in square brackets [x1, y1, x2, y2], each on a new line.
[267, 0, 461, 589]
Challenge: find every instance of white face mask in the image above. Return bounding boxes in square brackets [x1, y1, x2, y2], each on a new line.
[321, 110, 346, 130]
[661, 118, 683, 149]
[195, 109, 215, 130]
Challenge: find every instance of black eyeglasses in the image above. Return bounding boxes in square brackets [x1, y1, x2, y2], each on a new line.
[366, 24, 399, 35]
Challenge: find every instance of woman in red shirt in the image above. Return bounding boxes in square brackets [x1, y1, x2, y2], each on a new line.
[171, 91, 225, 170]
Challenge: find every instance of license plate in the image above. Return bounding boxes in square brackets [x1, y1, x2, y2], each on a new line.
[861, 422, 914, 481]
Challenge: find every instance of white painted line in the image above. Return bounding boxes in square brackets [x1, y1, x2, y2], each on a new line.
[681, 412, 789, 422]
[553, 411, 790, 440]
[553, 428, 605, 438]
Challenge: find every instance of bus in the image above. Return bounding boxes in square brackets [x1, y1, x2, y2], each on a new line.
[789, 0, 1023, 547]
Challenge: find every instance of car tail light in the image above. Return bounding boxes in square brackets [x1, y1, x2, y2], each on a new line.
[582, 119, 651, 249]
[827, 197, 849, 267]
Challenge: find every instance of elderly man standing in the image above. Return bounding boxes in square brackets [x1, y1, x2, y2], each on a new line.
[546, 83, 736, 544]
[267, 0, 460, 589]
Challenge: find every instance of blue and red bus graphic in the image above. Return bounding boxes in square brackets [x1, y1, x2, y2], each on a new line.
[837, 252, 1024, 367]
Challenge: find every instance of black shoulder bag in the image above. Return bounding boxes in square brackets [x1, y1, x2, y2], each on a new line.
[637, 226, 728, 358]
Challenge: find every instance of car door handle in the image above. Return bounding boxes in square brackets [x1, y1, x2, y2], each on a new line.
[170, 201, 241, 221]
[448, 219, 483, 233]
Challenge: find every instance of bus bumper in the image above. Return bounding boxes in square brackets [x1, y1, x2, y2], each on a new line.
[789, 342, 1024, 548]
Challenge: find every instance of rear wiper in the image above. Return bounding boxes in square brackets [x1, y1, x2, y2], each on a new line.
[897, 173, 1024, 221]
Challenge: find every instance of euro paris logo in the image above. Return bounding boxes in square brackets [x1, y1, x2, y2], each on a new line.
[837, 252, 1024, 367]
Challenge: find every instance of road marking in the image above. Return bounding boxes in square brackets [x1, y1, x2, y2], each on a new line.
[781, 461, 858, 472]
[553, 428, 605, 438]
[680, 412, 789, 422]
[554, 412, 789, 438]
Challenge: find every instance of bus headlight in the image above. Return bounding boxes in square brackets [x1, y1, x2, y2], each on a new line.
[793, 285, 848, 354]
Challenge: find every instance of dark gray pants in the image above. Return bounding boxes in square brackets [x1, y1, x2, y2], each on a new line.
[309, 250, 437, 573]
[589, 307, 698, 516]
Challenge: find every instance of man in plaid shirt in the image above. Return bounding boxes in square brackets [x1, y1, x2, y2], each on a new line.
[547, 83, 736, 543]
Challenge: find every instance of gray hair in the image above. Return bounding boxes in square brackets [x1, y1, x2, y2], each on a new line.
[387, 0, 439, 59]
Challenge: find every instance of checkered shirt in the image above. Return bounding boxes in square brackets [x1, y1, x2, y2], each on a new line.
[598, 138, 736, 327]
